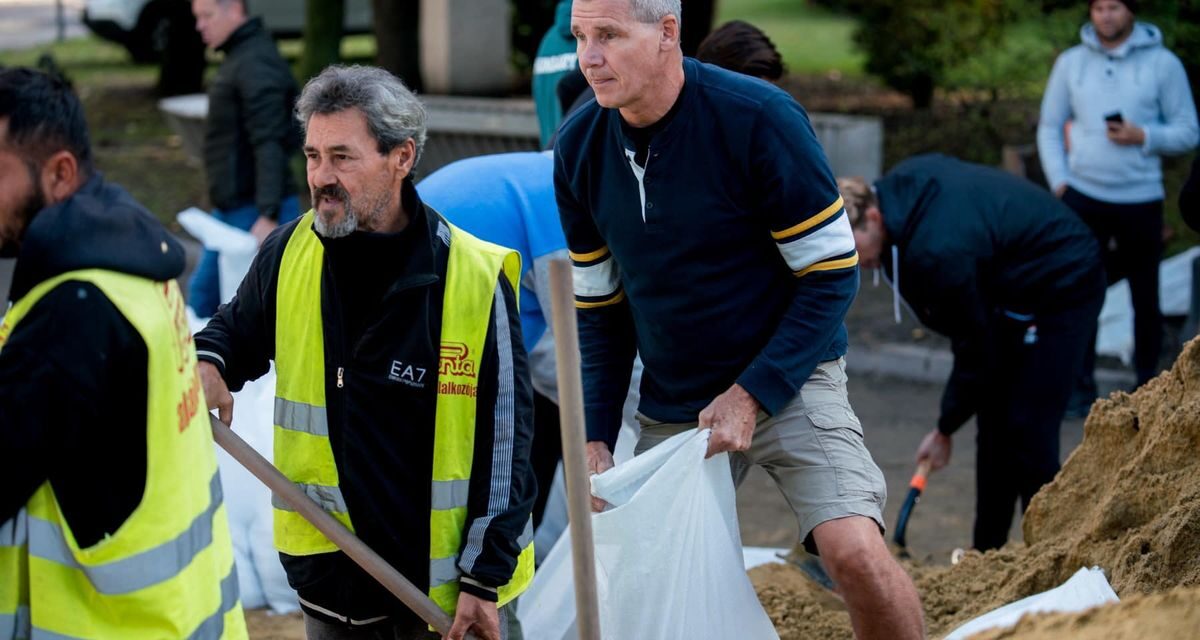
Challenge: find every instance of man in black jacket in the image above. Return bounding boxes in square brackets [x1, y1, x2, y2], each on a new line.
[841, 154, 1106, 551]
[189, 0, 301, 317]
[197, 65, 535, 640]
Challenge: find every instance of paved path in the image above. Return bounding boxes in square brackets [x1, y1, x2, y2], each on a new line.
[0, 0, 86, 53]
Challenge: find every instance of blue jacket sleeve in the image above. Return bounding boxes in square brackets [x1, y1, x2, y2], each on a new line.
[735, 95, 859, 415]
[1141, 51, 1199, 157]
[1037, 52, 1074, 192]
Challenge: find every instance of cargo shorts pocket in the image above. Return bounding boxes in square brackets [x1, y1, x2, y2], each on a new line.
[806, 404, 882, 500]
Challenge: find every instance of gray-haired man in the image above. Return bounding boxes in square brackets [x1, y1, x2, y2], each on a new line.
[196, 65, 537, 640]
[555, 0, 924, 638]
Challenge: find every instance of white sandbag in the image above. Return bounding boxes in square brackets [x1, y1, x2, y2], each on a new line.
[533, 357, 643, 564]
[533, 421, 641, 565]
[189, 310, 299, 614]
[522, 420, 641, 639]
[520, 538, 783, 639]
[519, 531, 579, 640]
[589, 429, 778, 640]
[942, 566, 1119, 640]
[742, 547, 787, 570]
[177, 207, 257, 310]
[1097, 246, 1200, 365]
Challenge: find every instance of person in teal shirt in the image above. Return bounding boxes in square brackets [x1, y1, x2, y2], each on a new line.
[532, 0, 576, 147]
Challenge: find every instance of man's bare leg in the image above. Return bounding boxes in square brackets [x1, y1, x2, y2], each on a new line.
[811, 516, 924, 640]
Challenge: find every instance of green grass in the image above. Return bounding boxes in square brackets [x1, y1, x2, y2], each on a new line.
[0, 37, 207, 229]
[716, 0, 864, 76]
[277, 34, 376, 63]
[0, 36, 158, 85]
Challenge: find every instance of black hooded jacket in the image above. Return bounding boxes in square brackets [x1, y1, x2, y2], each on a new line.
[874, 154, 1105, 434]
[0, 175, 187, 545]
[204, 17, 300, 219]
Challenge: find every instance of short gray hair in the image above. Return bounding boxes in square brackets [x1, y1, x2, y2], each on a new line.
[295, 65, 427, 167]
[629, 0, 680, 25]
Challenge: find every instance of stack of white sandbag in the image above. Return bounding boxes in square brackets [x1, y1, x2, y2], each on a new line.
[182, 210, 298, 614]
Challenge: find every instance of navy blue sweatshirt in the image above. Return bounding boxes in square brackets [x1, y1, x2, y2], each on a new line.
[554, 59, 859, 449]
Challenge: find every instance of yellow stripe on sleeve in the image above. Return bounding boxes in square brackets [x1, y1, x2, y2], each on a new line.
[793, 253, 859, 278]
[568, 246, 610, 263]
[770, 196, 846, 241]
[575, 290, 626, 309]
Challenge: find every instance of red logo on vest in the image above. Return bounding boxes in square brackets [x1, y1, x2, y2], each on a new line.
[438, 342, 477, 378]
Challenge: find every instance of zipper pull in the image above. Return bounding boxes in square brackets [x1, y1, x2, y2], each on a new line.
[336, 367, 344, 389]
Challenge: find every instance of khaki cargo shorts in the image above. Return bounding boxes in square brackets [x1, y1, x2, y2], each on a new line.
[634, 358, 887, 553]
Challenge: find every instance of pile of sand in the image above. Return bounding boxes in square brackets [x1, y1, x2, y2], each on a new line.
[753, 336, 1200, 639]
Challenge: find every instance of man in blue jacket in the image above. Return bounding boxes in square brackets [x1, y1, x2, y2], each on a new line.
[1037, 0, 1198, 406]
[555, 1, 924, 637]
[841, 154, 1106, 552]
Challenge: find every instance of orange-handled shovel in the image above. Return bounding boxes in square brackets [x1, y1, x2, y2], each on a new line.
[892, 459, 933, 559]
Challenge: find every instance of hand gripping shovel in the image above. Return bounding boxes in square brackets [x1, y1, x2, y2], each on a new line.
[209, 415, 477, 640]
[891, 459, 933, 559]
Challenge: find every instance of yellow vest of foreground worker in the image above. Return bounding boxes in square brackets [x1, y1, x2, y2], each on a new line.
[273, 213, 535, 614]
[0, 271, 246, 640]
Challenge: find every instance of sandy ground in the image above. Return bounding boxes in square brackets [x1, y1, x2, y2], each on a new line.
[753, 335, 1200, 639]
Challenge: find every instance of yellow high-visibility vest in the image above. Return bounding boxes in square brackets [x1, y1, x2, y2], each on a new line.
[0, 271, 246, 640]
[273, 213, 534, 615]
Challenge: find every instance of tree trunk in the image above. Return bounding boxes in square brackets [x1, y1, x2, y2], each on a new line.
[156, 1, 205, 96]
[680, 0, 718, 58]
[909, 73, 935, 110]
[372, 0, 423, 91]
[299, 0, 346, 84]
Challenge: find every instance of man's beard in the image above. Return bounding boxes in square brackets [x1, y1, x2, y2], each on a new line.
[311, 183, 391, 239]
[0, 178, 47, 257]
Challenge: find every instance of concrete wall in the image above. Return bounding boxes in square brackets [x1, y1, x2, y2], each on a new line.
[420, 0, 512, 95]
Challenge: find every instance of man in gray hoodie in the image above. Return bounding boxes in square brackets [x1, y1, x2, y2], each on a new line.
[1037, 0, 1198, 408]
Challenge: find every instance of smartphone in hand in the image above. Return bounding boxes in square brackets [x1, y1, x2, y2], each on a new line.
[1105, 111, 1124, 130]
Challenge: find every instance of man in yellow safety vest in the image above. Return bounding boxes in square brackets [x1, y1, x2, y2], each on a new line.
[0, 67, 247, 640]
[196, 65, 536, 640]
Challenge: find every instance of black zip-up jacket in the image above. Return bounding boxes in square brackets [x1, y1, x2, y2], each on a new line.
[204, 17, 299, 220]
[0, 175, 186, 547]
[194, 180, 535, 625]
[874, 154, 1105, 435]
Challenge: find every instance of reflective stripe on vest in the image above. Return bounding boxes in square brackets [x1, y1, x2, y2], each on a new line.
[0, 510, 27, 640]
[1, 565, 240, 640]
[0, 270, 247, 640]
[0, 606, 28, 640]
[273, 213, 534, 614]
[274, 398, 329, 437]
[27, 472, 223, 595]
[428, 518, 535, 590]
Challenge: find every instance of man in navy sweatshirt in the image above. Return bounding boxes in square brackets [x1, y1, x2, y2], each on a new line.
[554, 1, 924, 637]
[1037, 0, 1198, 406]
